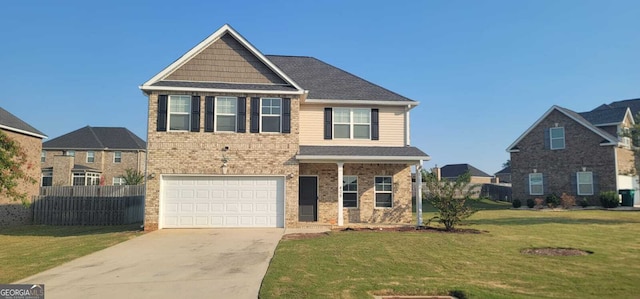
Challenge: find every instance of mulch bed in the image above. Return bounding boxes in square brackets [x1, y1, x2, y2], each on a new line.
[521, 247, 593, 256]
[339, 226, 487, 234]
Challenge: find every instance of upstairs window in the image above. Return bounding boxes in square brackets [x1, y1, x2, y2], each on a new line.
[41, 151, 46, 162]
[261, 98, 281, 133]
[550, 127, 565, 150]
[113, 151, 122, 163]
[577, 172, 594, 195]
[334, 108, 371, 139]
[168, 95, 191, 131]
[529, 173, 543, 195]
[87, 151, 95, 163]
[65, 150, 75, 157]
[343, 176, 358, 208]
[215, 97, 237, 132]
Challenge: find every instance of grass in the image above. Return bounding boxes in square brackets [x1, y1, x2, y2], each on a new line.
[0, 225, 142, 283]
[261, 207, 640, 299]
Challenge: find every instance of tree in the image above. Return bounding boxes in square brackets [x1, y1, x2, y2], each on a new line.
[422, 170, 479, 231]
[122, 168, 145, 185]
[0, 130, 36, 204]
[502, 159, 511, 169]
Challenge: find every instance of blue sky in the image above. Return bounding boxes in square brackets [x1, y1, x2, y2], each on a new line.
[1, 0, 638, 174]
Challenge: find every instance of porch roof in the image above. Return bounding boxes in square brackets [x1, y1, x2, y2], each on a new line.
[297, 145, 430, 163]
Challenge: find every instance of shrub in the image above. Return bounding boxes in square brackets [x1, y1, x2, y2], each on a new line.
[560, 192, 576, 209]
[526, 198, 535, 208]
[546, 193, 560, 208]
[422, 170, 479, 231]
[512, 199, 522, 208]
[534, 198, 545, 209]
[579, 198, 589, 208]
[599, 191, 620, 208]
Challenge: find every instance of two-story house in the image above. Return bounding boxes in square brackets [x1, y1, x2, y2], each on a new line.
[140, 24, 430, 231]
[507, 104, 637, 205]
[41, 126, 146, 186]
[0, 107, 46, 225]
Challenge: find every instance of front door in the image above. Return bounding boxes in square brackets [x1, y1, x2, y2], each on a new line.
[299, 176, 318, 222]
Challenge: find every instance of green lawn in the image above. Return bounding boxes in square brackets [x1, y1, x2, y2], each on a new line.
[261, 208, 640, 299]
[0, 225, 142, 283]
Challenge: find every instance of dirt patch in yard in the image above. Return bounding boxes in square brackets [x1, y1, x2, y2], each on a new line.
[521, 247, 593, 256]
[281, 232, 330, 240]
[339, 226, 487, 234]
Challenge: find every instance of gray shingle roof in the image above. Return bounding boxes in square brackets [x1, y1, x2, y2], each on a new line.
[266, 55, 416, 103]
[440, 164, 491, 178]
[603, 98, 640, 117]
[43, 126, 146, 150]
[0, 107, 46, 138]
[556, 106, 618, 142]
[151, 80, 299, 92]
[579, 107, 628, 125]
[495, 166, 510, 175]
[298, 145, 429, 158]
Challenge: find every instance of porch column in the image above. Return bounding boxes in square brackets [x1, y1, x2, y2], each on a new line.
[416, 160, 423, 226]
[337, 162, 344, 226]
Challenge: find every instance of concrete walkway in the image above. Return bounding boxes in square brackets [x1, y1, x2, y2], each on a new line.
[17, 228, 283, 299]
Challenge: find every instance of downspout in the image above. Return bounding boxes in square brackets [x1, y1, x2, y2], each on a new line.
[416, 160, 423, 227]
[614, 146, 619, 192]
[337, 162, 344, 226]
[405, 105, 411, 146]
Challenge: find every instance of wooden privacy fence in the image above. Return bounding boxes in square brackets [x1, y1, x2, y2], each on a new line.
[33, 185, 145, 225]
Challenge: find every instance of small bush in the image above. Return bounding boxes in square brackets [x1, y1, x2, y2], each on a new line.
[449, 290, 468, 299]
[560, 192, 576, 209]
[546, 193, 560, 208]
[526, 198, 535, 208]
[534, 198, 545, 209]
[512, 199, 522, 208]
[579, 198, 589, 208]
[599, 191, 620, 208]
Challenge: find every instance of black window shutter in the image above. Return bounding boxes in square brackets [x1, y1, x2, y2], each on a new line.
[237, 97, 246, 133]
[524, 175, 530, 195]
[282, 98, 291, 133]
[205, 96, 214, 132]
[592, 173, 599, 195]
[191, 96, 201, 132]
[544, 128, 550, 149]
[324, 108, 332, 140]
[371, 108, 379, 140]
[542, 174, 547, 195]
[571, 172, 578, 194]
[157, 95, 168, 132]
[250, 97, 260, 133]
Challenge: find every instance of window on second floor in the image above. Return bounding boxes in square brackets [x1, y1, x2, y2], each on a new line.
[215, 97, 237, 132]
[113, 151, 122, 163]
[550, 127, 565, 150]
[41, 151, 46, 162]
[334, 108, 371, 139]
[65, 150, 75, 157]
[261, 98, 281, 133]
[87, 151, 95, 163]
[169, 95, 191, 131]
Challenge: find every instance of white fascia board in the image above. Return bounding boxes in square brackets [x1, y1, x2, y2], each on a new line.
[141, 24, 304, 93]
[305, 99, 418, 107]
[624, 108, 635, 125]
[296, 155, 431, 163]
[139, 85, 305, 95]
[0, 124, 47, 139]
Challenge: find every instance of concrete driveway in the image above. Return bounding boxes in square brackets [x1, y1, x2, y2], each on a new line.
[17, 228, 283, 299]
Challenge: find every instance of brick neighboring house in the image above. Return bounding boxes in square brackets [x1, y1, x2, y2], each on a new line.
[140, 24, 430, 231]
[507, 104, 637, 206]
[41, 126, 146, 186]
[435, 163, 493, 184]
[0, 107, 46, 225]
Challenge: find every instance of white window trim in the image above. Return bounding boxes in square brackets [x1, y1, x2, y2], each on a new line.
[374, 176, 393, 208]
[113, 151, 122, 163]
[577, 171, 594, 196]
[168, 95, 191, 132]
[260, 97, 282, 133]
[72, 172, 101, 186]
[113, 177, 125, 186]
[529, 173, 544, 195]
[214, 96, 237, 132]
[550, 127, 565, 150]
[66, 150, 75, 157]
[343, 175, 358, 209]
[41, 170, 53, 186]
[333, 108, 371, 140]
[86, 151, 95, 163]
[41, 150, 46, 162]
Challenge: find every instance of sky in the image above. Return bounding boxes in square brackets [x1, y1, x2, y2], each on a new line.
[1, 0, 639, 174]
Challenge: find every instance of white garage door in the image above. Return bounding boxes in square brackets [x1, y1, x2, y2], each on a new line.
[161, 176, 284, 228]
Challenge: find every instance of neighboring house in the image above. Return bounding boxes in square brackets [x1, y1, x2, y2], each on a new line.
[507, 104, 637, 205]
[495, 166, 511, 183]
[140, 24, 430, 231]
[41, 126, 146, 186]
[0, 107, 46, 225]
[436, 164, 493, 184]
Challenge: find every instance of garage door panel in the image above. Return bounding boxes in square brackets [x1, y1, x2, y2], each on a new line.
[162, 176, 284, 228]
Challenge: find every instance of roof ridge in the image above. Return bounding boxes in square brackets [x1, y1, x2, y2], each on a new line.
[86, 126, 105, 148]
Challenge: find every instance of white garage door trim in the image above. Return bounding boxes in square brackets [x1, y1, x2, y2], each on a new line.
[160, 175, 285, 228]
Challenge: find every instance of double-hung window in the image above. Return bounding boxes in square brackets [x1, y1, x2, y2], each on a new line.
[577, 172, 594, 195]
[168, 95, 191, 131]
[261, 98, 281, 132]
[334, 108, 370, 139]
[41, 151, 46, 162]
[87, 151, 95, 163]
[41, 170, 52, 187]
[374, 176, 393, 208]
[550, 127, 565, 149]
[529, 173, 543, 195]
[216, 97, 237, 132]
[343, 176, 358, 208]
[113, 151, 122, 163]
